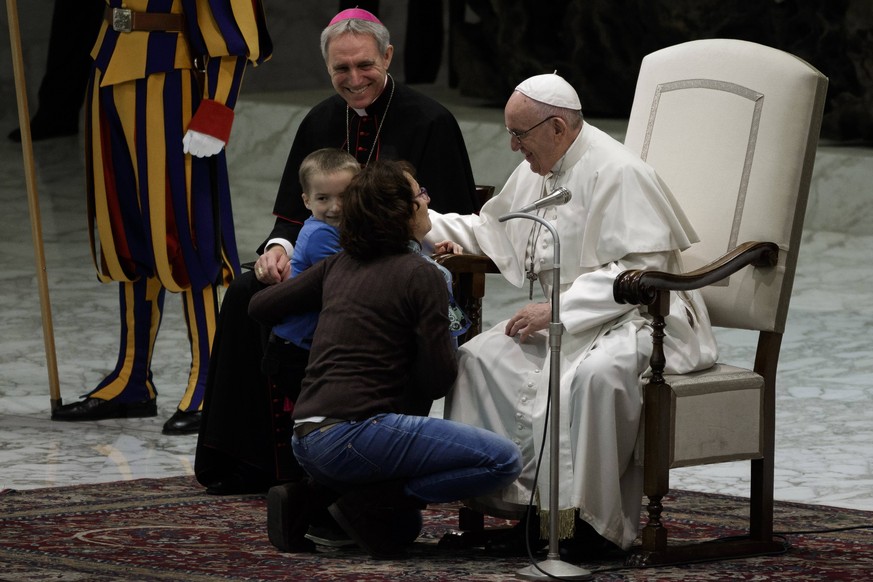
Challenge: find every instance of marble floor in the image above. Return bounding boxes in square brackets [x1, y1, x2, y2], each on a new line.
[1, 91, 872, 526]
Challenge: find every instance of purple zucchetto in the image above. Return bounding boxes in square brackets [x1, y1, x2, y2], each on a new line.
[329, 8, 382, 26]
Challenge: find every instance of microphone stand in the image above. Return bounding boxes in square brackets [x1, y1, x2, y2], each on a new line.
[498, 212, 591, 581]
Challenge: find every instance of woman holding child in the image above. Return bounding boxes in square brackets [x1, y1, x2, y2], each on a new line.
[248, 160, 521, 559]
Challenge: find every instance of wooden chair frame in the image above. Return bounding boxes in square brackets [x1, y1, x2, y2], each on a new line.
[612, 241, 784, 565]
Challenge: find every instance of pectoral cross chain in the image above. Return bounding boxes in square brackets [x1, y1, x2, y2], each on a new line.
[526, 270, 538, 300]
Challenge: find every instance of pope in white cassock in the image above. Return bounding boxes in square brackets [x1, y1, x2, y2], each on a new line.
[426, 73, 719, 555]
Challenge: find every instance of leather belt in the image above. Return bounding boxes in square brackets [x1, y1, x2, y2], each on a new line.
[294, 419, 345, 439]
[105, 6, 185, 33]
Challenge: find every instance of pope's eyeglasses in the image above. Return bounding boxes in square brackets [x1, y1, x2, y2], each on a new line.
[505, 116, 555, 141]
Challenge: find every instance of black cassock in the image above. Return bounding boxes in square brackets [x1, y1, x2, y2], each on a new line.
[195, 75, 478, 492]
[268, 75, 479, 246]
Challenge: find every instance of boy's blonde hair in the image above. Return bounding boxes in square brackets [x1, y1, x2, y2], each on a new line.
[299, 148, 361, 193]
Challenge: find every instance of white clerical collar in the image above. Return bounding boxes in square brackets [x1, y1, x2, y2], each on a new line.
[551, 122, 588, 175]
[352, 76, 391, 117]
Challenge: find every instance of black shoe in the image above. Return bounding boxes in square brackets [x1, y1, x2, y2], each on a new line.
[483, 516, 547, 557]
[327, 481, 424, 559]
[51, 397, 157, 421]
[559, 536, 627, 563]
[204, 475, 273, 496]
[162, 410, 201, 435]
[267, 482, 317, 553]
[329, 498, 405, 559]
[201, 464, 281, 495]
[305, 522, 356, 548]
[559, 519, 627, 563]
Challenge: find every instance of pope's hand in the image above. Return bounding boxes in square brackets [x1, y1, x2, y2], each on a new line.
[433, 240, 464, 255]
[505, 302, 550, 342]
[182, 130, 226, 158]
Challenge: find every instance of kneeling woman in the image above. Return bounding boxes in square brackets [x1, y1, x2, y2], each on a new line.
[248, 160, 522, 558]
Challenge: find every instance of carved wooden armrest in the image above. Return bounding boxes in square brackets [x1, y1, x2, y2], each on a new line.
[434, 253, 499, 344]
[613, 240, 778, 390]
[434, 253, 500, 276]
[613, 241, 779, 306]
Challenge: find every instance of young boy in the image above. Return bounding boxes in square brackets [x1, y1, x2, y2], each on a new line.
[261, 149, 361, 405]
[270, 149, 359, 348]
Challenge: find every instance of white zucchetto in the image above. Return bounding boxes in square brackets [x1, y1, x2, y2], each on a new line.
[515, 73, 582, 110]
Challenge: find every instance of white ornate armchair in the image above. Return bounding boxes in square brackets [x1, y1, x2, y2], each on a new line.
[613, 38, 827, 565]
[437, 38, 827, 566]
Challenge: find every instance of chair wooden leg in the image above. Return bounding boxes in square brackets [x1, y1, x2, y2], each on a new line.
[627, 465, 784, 567]
[640, 494, 667, 551]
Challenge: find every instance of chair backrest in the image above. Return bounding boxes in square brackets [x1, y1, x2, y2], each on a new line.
[624, 39, 827, 333]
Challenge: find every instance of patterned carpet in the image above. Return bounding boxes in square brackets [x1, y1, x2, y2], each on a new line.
[1, 475, 871, 581]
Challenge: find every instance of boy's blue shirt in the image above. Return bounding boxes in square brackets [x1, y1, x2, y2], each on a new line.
[272, 217, 340, 350]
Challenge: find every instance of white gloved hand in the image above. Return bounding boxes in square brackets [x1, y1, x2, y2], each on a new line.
[182, 129, 226, 158]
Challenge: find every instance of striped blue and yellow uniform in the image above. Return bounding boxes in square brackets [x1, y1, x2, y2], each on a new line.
[84, 0, 271, 411]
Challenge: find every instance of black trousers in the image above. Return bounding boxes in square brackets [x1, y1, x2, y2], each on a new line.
[194, 270, 305, 490]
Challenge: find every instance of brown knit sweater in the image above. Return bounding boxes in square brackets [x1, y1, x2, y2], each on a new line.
[249, 250, 458, 421]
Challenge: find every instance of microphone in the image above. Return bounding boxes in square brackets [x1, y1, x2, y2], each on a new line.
[515, 187, 572, 213]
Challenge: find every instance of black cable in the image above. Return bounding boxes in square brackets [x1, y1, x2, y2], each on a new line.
[520, 381, 563, 579]
[577, 522, 873, 577]
[585, 538, 792, 575]
[776, 524, 873, 535]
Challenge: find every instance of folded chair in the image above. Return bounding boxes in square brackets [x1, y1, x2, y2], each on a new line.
[437, 39, 827, 566]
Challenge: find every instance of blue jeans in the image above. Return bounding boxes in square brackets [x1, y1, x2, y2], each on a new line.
[292, 413, 521, 503]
